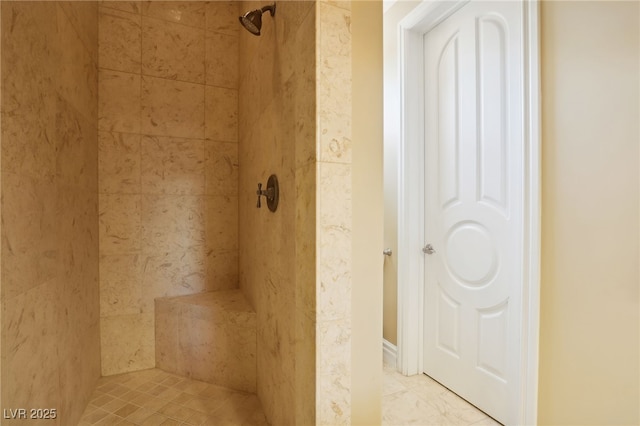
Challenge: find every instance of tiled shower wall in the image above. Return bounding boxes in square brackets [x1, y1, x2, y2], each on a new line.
[238, 1, 353, 424]
[238, 1, 317, 424]
[98, 1, 240, 375]
[0, 2, 101, 425]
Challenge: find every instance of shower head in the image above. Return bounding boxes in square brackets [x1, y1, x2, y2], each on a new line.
[239, 4, 276, 36]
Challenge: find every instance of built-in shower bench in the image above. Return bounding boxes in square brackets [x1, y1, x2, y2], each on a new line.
[155, 289, 256, 393]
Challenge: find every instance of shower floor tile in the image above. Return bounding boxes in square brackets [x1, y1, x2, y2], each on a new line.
[78, 368, 268, 426]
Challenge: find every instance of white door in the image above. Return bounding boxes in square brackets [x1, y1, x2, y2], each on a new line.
[422, 1, 524, 424]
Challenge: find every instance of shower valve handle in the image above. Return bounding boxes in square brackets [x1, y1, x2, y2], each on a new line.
[256, 175, 279, 212]
[256, 183, 274, 208]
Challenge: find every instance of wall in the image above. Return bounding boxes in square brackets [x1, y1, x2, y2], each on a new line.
[382, 0, 421, 347]
[97, 1, 240, 375]
[351, 2, 384, 424]
[0, 2, 101, 425]
[315, 2, 355, 424]
[383, 1, 640, 424]
[538, 2, 639, 424]
[238, 1, 316, 424]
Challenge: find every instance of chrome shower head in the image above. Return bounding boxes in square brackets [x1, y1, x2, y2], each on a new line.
[239, 4, 276, 36]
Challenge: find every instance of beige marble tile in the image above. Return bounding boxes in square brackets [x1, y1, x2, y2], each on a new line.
[382, 389, 445, 426]
[56, 5, 99, 123]
[402, 375, 451, 403]
[205, 1, 239, 36]
[141, 249, 207, 298]
[317, 162, 352, 321]
[100, 313, 156, 375]
[142, 1, 206, 29]
[98, 131, 141, 194]
[1, 3, 59, 179]
[381, 367, 500, 426]
[99, 193, 142, 255]
[100, 254, 143, 316]
[426, 390, 491, 425]
[206, 249, 239, 291]
[158, 402, 201, 423]
[205, 141, 238, 196]
[155, 299, 180, 371]
[277, 1, 315, 95]
[57, 234, 100, 331]
[100, 1, 141, 15]
[2, 283, 61, 412]
[141, 135, 205, 195]
[205, 394, 262, 425]
[317, 318, 350, 422]
[176, 290, 255, 328]
[58, 1, 99, 63]
[293, 42, 317, 168]
[205, 86, 238, 142]
[140, 194, 205, 252]
[318, 161, 351, 228]
[205, 31, 238, 89]
[57, 326, 102, 426]
[1, 4, 100, 422]
[295, 163, 316, 424]
[383, 371, 409, 397]
[295, 163, 316, 314]
[0, 175, 60, 301]
[55, 95, 99, 190]
[256, 312, 296, 426]
[142, 16, 205, 84]
[317, 2, 352, 164]
[1, 106, 57, 182]
[141, 76, 205, 138]
[324, 0, 352, 11]
[99, 70, 141, 133]
[181, 322, 256, 392]
[154, 291, 256, 392]
[206, 195, 238, 251]
[236, 4, 316, 424]
[99, 7, 142, 73]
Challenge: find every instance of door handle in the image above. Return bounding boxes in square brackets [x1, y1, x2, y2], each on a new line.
[422, 244, 436, 255]
[383, 248, 393, 256]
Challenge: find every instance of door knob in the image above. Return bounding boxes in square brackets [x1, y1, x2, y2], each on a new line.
[422, 244, 436, 255]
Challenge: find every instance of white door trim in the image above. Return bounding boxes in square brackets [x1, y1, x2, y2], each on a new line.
[395, 1, 541, 424]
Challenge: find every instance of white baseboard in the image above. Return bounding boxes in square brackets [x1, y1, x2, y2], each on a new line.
[383, 339, 398, 367]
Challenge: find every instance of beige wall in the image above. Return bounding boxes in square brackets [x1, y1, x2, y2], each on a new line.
[352, 1, 384, 424]
[238, 1, 316, 424]
[0, 2, 101, 424]
[539, 2, 639, 424]
[97, 1, 240, 375]
[383, 1, 640, 424]
[382, 0, 421, 346]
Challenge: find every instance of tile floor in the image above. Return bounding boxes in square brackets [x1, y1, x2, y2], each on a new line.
[79, 363, 499, 426]
[78, 369, 267, 426]
[382, 361, 502, 426]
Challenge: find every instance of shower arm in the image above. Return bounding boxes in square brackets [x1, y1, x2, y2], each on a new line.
[260, 5, 276, 16]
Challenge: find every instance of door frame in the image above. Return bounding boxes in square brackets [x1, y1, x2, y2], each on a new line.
[394, 1, 541, 424]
